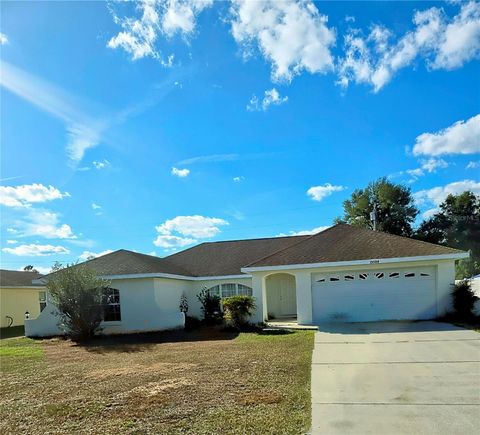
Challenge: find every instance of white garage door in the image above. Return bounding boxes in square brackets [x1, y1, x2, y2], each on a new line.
[312, 266, 436, 323]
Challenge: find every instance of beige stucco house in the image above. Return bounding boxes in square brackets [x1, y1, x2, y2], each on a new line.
[0, 269, 46, 328]
[25, 224, 468, 337]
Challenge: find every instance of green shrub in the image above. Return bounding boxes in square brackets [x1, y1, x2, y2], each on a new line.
[197, 287, 222, 324]
[222, 295, 256, 329]
[451, 281, 479, 320]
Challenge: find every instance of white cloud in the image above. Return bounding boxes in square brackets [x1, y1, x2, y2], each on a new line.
[277, 225, 329, 237]
[8, 209, 76, 240]
[338, 2, 480, 91]
[466, 160, 480, 169]
[345, 16, 355, 23]
[153, 234, 197, 248]
[247, 88, 288, 111]
[230, 0, 335, 82]
[414, 179, 480, 207]
[108, 0, 213, 61]
[0, 33, 8, 45]
[412, 114, 480, 156]
[2, 244, 70, 256]
[93, 159, 111, 170]
[171, 167, 190, 177]
[6, 240, 18, 244]
[78, 249, 114, 261]
[156, 215, 228, 238]
[233, 176, 244, 182]
[403, 158, 449, 182]
[307, 183, 346, 202]
[179, 153, 240, 165]
[91, 203, 102, 210]
[0, 183, 70, 207]
[0, 61, 104, 164]
[154, 214, 228, 248]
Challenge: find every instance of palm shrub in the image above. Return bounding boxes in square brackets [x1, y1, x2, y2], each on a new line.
[47, 262, 111, 340]
[451, 281, 478, 320]
[222, 295, 256, 329]
[197, 287, 222, 324]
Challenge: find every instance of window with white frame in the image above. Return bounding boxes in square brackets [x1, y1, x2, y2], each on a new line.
[207, 283, 253, 298]
[102, 288, 121, 322]
[39, 291, 47, 312]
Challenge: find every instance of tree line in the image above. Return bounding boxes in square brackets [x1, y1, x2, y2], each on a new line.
[336, 177, 480, 279]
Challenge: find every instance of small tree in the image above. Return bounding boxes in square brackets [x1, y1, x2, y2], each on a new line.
[451, 281, 478, 320]
[179, 292, 189, 314]
[222, 296, 256, 329]
[197, 287, 222, 324]
[47, 262, 111, 340]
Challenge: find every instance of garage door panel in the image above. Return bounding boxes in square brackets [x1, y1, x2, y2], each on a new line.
[312, 267, 436, 322]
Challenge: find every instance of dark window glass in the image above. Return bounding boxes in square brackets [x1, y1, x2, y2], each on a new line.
[344, 275, 354, 281]
[375, 272, 384, 279]
[103, 288, 121, 321]
[330, 276, 340, 282]
[389, 272, 399, 278]
[359, 273, 369, 280]
[405, 272, 415, 278]
[420, 273, 430, 277]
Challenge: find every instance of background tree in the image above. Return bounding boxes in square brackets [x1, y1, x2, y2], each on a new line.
[47, 262, 111, 340]
[338, 177, 419, 236]
[23, 265, 38, 273]
[415, 191, 480, 278]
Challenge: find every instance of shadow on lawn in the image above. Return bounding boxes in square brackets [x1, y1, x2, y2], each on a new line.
[75, 326, 240, 354]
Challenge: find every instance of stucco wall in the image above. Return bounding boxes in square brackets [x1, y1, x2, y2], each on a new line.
[249, 259, 458, 324]
[0, 287, 44, 327]
[25, 277, 185, 337]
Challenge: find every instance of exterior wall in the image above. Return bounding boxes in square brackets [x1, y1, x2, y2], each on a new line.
[25, 278, 186, 337]
[0, 287, 44, 327]
[186, 277, 253, 319]
[249, 259, 458, 325]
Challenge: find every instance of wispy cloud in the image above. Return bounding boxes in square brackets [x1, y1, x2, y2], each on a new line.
[171, 167, 190, 178]
[0, 61, 106, 164]
[0, 33, 8, 45]
[247, 88, 288, 111]
[2, 243, 70, 257]
[178, 153, 240, 165]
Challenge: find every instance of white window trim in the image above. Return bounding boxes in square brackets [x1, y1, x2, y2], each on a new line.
[208, 283, 253, 298]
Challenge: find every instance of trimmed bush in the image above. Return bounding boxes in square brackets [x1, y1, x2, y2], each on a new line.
[222, 295, 256, 329]
[452, 281, 479, 320]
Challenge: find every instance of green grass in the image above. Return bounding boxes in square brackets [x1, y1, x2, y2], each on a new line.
[0, 328, 314, 434]
[0, 337, 44, 372]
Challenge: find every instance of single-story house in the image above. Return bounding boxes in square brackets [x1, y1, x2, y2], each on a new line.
[0, 269, 46, 328]
[25, 224, 468, 337]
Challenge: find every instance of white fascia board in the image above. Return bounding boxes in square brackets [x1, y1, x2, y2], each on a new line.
[241, 252, 469, 273]
[98, 273, 252, 281]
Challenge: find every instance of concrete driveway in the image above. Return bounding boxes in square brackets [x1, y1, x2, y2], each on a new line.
[311, 321, 480, 435]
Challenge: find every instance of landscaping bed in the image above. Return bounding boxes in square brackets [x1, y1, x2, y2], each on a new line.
[0, 327, 314, 434]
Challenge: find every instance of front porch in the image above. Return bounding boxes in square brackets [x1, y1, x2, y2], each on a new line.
[266, 317, 318, 330]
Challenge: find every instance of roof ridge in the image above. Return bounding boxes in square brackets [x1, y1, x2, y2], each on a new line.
[244, 225, 336, 267]
[351, 224, 463, 253]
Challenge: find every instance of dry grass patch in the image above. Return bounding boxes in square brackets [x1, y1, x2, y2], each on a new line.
[0, 328, 314, 434]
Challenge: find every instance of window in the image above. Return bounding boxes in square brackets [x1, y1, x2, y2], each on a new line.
[221, 283, 237, 297]
[316, 278, 326, 283]
[102, 288, 121, 322]
[207, 283, 253, 298]
[39, 291, 47, 312]
[330, 276, 340, 282]
[374, 272, 384, 279]
[208, 285, 220, 297]
[359, 273, 369, 280]
[405, 272, 415, 278]
[420, 273, 430, 277]
[389, 272, 399, 278]
[344, 275, 354, 281]
[238, 284, 253, 296]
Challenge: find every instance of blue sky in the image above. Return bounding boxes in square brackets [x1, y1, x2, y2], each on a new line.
[1, 0, 479, 273]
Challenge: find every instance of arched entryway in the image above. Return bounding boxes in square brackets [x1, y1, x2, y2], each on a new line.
[265, 273, 297, 320]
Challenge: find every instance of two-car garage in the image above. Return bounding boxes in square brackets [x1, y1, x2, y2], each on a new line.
[312, 266, 437, 323]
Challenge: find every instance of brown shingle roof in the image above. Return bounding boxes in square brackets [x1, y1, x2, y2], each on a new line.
[245, 224, 464, 268]
[61, 250, 194, 277]
[164, 235, 310, 276]
[0, 269, 44, 287]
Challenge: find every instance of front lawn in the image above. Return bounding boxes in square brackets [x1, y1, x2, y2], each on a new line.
[0, 328, 314, 434]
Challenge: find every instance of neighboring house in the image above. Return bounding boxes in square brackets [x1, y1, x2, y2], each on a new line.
[25, 224, 468, 337]
[0, 269, 46, 328]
